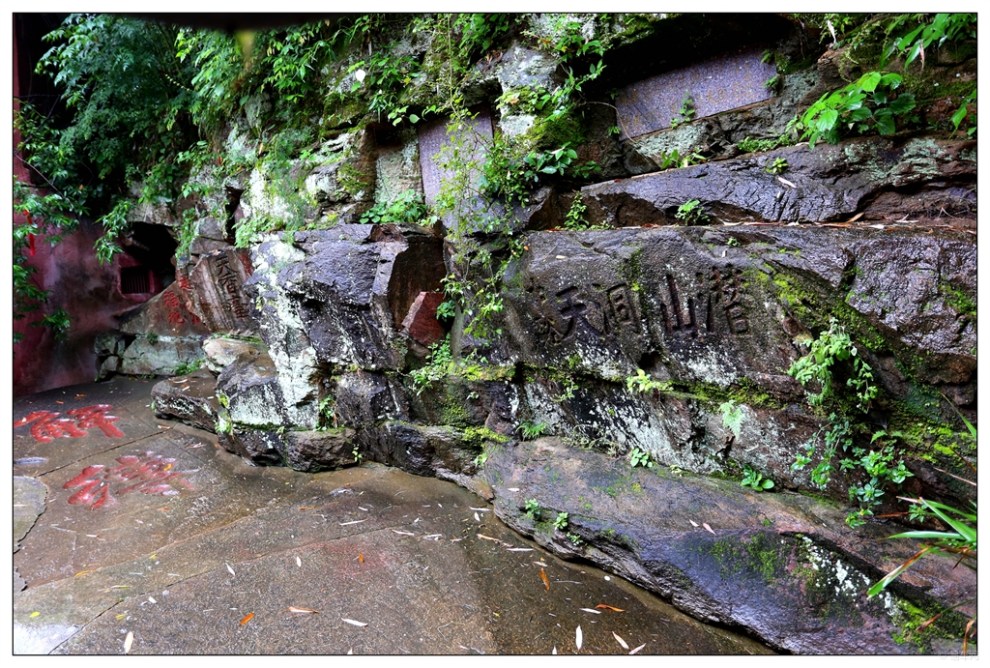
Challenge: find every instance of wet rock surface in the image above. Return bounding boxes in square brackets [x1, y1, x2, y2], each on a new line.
[12, 378, 770, 656]
[582, 138, 976, 226]
[482, 437, 976, 655]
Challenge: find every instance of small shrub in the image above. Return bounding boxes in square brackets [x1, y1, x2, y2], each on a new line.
[629, 448, 653, 469]
[674, 199, 710, 225]
[741, 465, 775, 492]
[524, 498, 542, 520]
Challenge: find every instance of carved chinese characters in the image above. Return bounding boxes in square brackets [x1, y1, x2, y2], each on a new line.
[505, 228, 792, 385]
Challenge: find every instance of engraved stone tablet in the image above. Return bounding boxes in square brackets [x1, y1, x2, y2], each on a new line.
[616, 48, 777, 139]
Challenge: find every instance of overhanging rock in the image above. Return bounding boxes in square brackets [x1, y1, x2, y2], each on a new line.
[581, 138, 976, 225]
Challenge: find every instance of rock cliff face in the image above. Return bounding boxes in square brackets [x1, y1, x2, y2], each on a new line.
[131, 13, 977, 653]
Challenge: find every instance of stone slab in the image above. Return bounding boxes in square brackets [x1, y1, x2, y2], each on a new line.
[615, 47, 776, 139]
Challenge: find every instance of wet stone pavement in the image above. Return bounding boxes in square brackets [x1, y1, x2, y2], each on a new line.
[12, 377, 773, 655]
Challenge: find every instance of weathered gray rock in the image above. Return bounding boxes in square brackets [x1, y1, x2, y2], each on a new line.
[585, 138, 976, 225]
[495, 224, 975, 494]
[202, 334, 265, 375]
[365, 421, 481, 480]
[151, 370, 220, 432]
[332, 371, 408, 429]
[218, 427, 284, 467]
[247, 225, 446, 378]
[118, 335, 205, 377]
[483, 437, 976, 655]
[216, 351, 286, 430]
[281, 428, 358, 472]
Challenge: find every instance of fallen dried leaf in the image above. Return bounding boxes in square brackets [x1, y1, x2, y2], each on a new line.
[689, 520, 699, 528]
[288, 606, 319, 614]
[357, 553, 364, 564]
[703, 523, 715, 535]
[576, 625, 583, 650]
[612, 632, 629, 650]
[30, 611, 41, 618]
[845, 211, 865, 223]
[339, 519, 367, 526]
[123, 631, 134, 654]
[342, 618, 368, 627]
[539, 567, 550, 591]
[630, 643, 646, 655]
[777, 176, 797, 189]
[505, 547, 533, 552]
[226, 563, 236, 576]
[596, 604, 626, 612]
[239, 612, 254, 626]
[295, 556, 302, 567]
[391, 529, 415, 536]
[579, 608, 602, 614]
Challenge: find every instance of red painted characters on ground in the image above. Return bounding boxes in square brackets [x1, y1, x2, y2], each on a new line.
[14, 404, 125, 442]
[63, 453, 195, 509]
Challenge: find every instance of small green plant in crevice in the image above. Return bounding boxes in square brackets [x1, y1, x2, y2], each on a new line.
[670, 93, 696, 128]
[517, 421, 549, 441]
[566, 532, 583, 546]
[174, 357, 204, 376]
[735, 135, 792, 154]
[317, 395, 337, 430]
[359, 189, 432, 226]
[629, 447, 654, 469]
[787, 319, 877, 411]
[524, 498, 542, 520]
[674, 198, 710, 225]
[658, 149, 706, 171]
[787, 319, 913, 527]
[352, 445, 363, 464]
[409, 336, 454, 393]
[553, 511, 569, 531]
[625, 368, 672, 395]
[563, 193, 591, 231]
[719, 399, 745, 439]
[765, 157, 789, 175]
[741, 465, 775, 492]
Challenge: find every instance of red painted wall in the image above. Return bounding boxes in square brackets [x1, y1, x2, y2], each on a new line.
[12, 14, 156, 395]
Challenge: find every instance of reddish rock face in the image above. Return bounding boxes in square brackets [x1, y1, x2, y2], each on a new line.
[13, 222, 161, 396]
[401, 291, 445, 347]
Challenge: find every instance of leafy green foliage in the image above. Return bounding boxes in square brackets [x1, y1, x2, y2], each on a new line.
[518, 421, 549, 440]
[629, 448, 654, 469]
[674, 199, 710, 224]
[787, 319, 877, 410]
[741, 465, 774, 492]
[360, 190, 431, 226]
[719, 400, 745, 439]
[798, 71, 916, 147]
[524, 498, 542, 520]
[553, 512, 570, 531]
[670, 93, 696, 128]
[765, 157, 789, 175]
[788, 320, 913, 527]
[625, 369, 672, 395]
[868, 496, 976, 597]
[563, 193, 590, 230]
[409, 336, 454, 393]
[882, 13, 977, 67]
